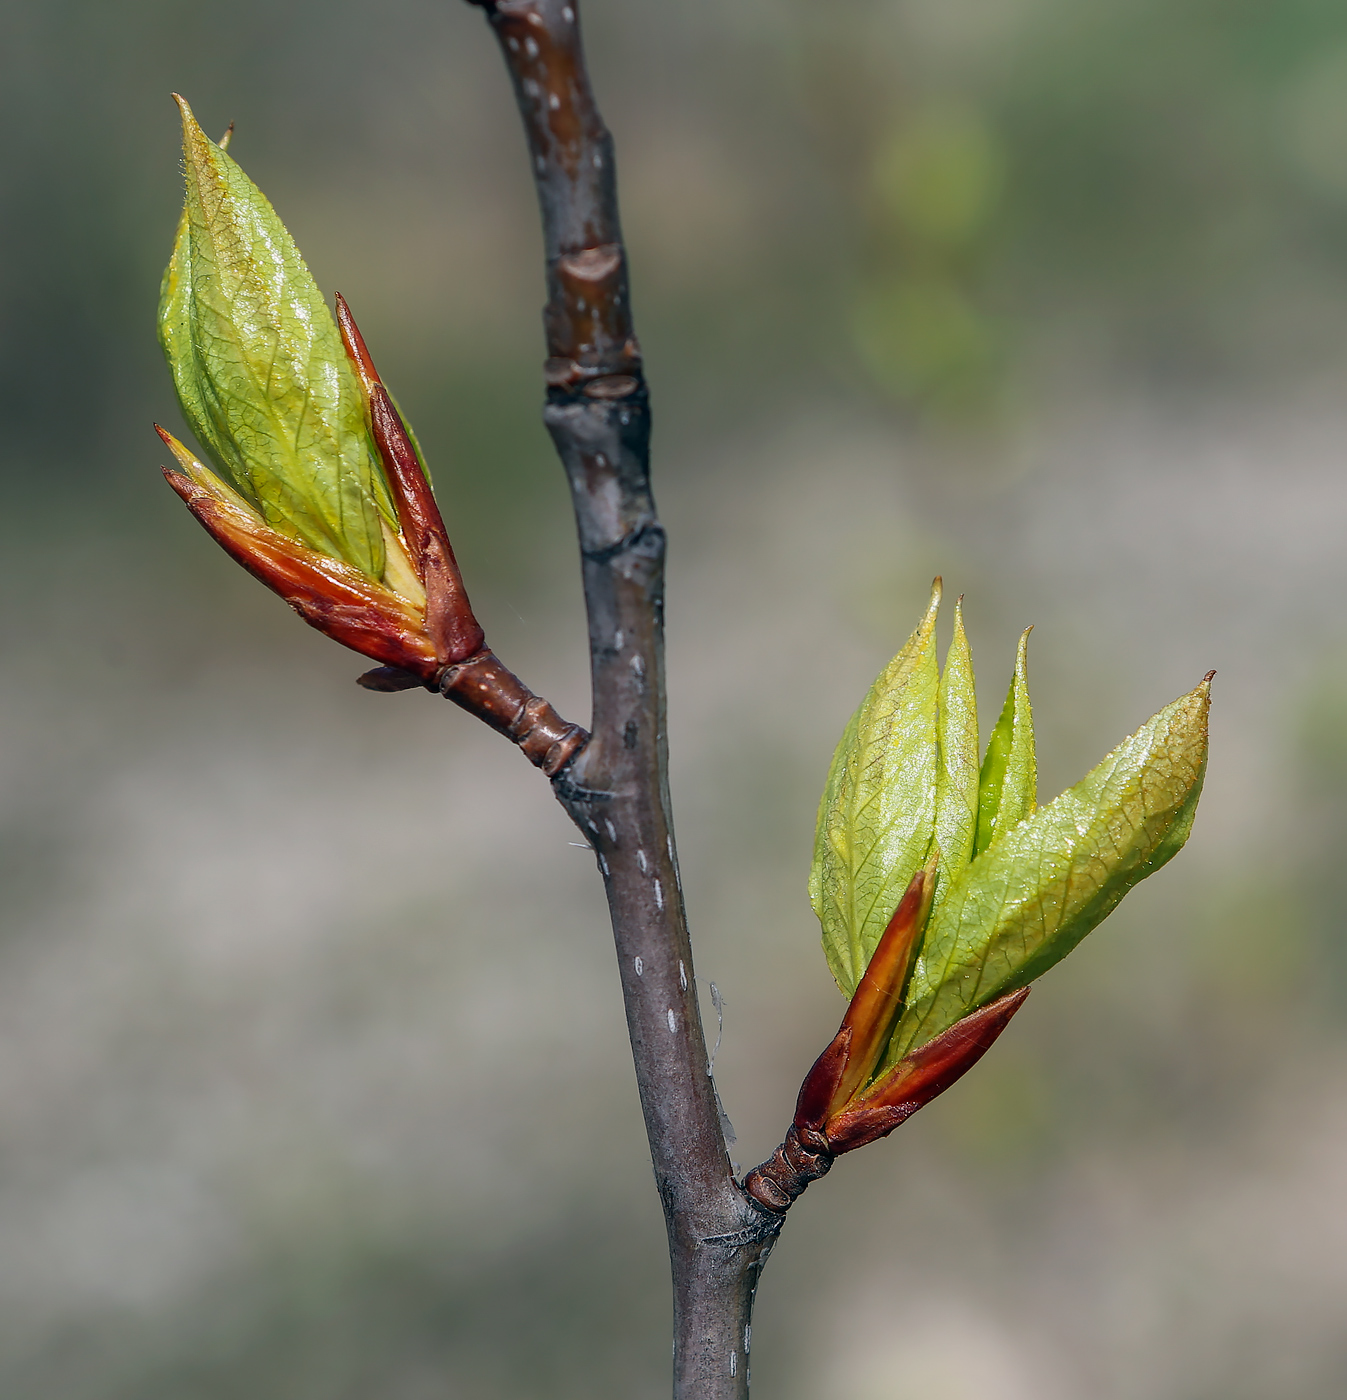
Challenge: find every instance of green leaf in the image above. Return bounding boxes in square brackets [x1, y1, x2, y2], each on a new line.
[159, 95, 392, 579]
[934, 597, 979, 888]
[974, 627, 1036, 857]
[887, 675, 1210, 1061]
[810, 580, 942, 996]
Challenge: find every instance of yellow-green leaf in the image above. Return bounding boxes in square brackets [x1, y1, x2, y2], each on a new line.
[974, 628, 1036, 856]
[159, 95, 392, 579]
[887, 675, 1210, 1061]
[934, 597, 979, 889]
[810, 580, 942, 995]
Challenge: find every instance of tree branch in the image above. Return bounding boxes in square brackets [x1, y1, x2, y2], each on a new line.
[464, 1, 778, 1393]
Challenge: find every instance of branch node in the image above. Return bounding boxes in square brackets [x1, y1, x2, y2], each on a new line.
[701, 1215, 783, 1249]
[438, 650, 588, 775]
[741, 1126, 834, 1216]
[580, 521, 664, 565]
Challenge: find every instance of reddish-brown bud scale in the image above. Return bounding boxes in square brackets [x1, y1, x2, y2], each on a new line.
[366, 385, 485, 664]
[745, 985, 1030, 1213]
[793, 1025, 851, 1136]
[828, 864, 934, 1114]
[792, 864, 935, 1140]
[825, 987, 1031, 1153]
[336, 293, 486, 668]
[334, 291, 382, 401]
[161, 464, 440, 678]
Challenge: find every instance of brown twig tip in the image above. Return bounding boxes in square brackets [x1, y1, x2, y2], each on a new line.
[1203, 669, 1216, 685]
[742, 1126, 833, 1216]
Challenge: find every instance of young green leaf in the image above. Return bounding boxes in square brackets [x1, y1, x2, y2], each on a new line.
[159, 95, 393, 580]
[934, 597, 979, 885]
[810, 580, 942, 995]
[887, 674, 1210, 1061]
[973, 627, 1036, 856]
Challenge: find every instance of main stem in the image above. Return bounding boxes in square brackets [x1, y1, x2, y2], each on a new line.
[466, 2, 779, 1394]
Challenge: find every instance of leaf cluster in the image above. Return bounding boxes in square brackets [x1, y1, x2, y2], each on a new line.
[811, 581, 1209, 1060]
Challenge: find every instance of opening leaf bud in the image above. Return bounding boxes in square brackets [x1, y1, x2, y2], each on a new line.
[797, 583, 1209, 1148]
[156, 97, 484, 678]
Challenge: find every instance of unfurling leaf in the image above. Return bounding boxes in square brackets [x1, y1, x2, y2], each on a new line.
[156, 98, 489, 680]
[974, 627, 1036, 857]
[810, 580, 941, 995]
[159, 95, 394, 580]
[889, 674, 1210, 1062]
[799, 584, 1208, 1151]
[934, 598, 979, 882]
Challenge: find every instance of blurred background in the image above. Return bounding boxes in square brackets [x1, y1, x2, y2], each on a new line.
[3, 0, 1347, 1395]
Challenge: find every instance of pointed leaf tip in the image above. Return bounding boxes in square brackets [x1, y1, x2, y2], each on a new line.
[935, 594, 979, 882]
[974, 625, 1037, 858]
[893, 677, 1208, 1059]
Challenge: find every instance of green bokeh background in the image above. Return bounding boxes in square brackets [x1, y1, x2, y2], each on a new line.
[5, 0, 1347, 1396]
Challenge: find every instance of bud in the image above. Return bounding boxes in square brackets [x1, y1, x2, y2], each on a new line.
[798, 583, 1209, 1144]
[788, 857, 1030, 1161]
[156, 96, 482, 680]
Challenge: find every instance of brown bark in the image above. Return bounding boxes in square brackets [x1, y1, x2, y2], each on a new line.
[463, 2, 777, 1394]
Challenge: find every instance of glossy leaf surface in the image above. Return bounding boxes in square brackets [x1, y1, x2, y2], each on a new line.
[159, 96, 392, 579]
[888, 675, 1210, 1061]
[974, 628, 1037, 857]
[810, 582, 941, 995]
[934, 599, 979, 887]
